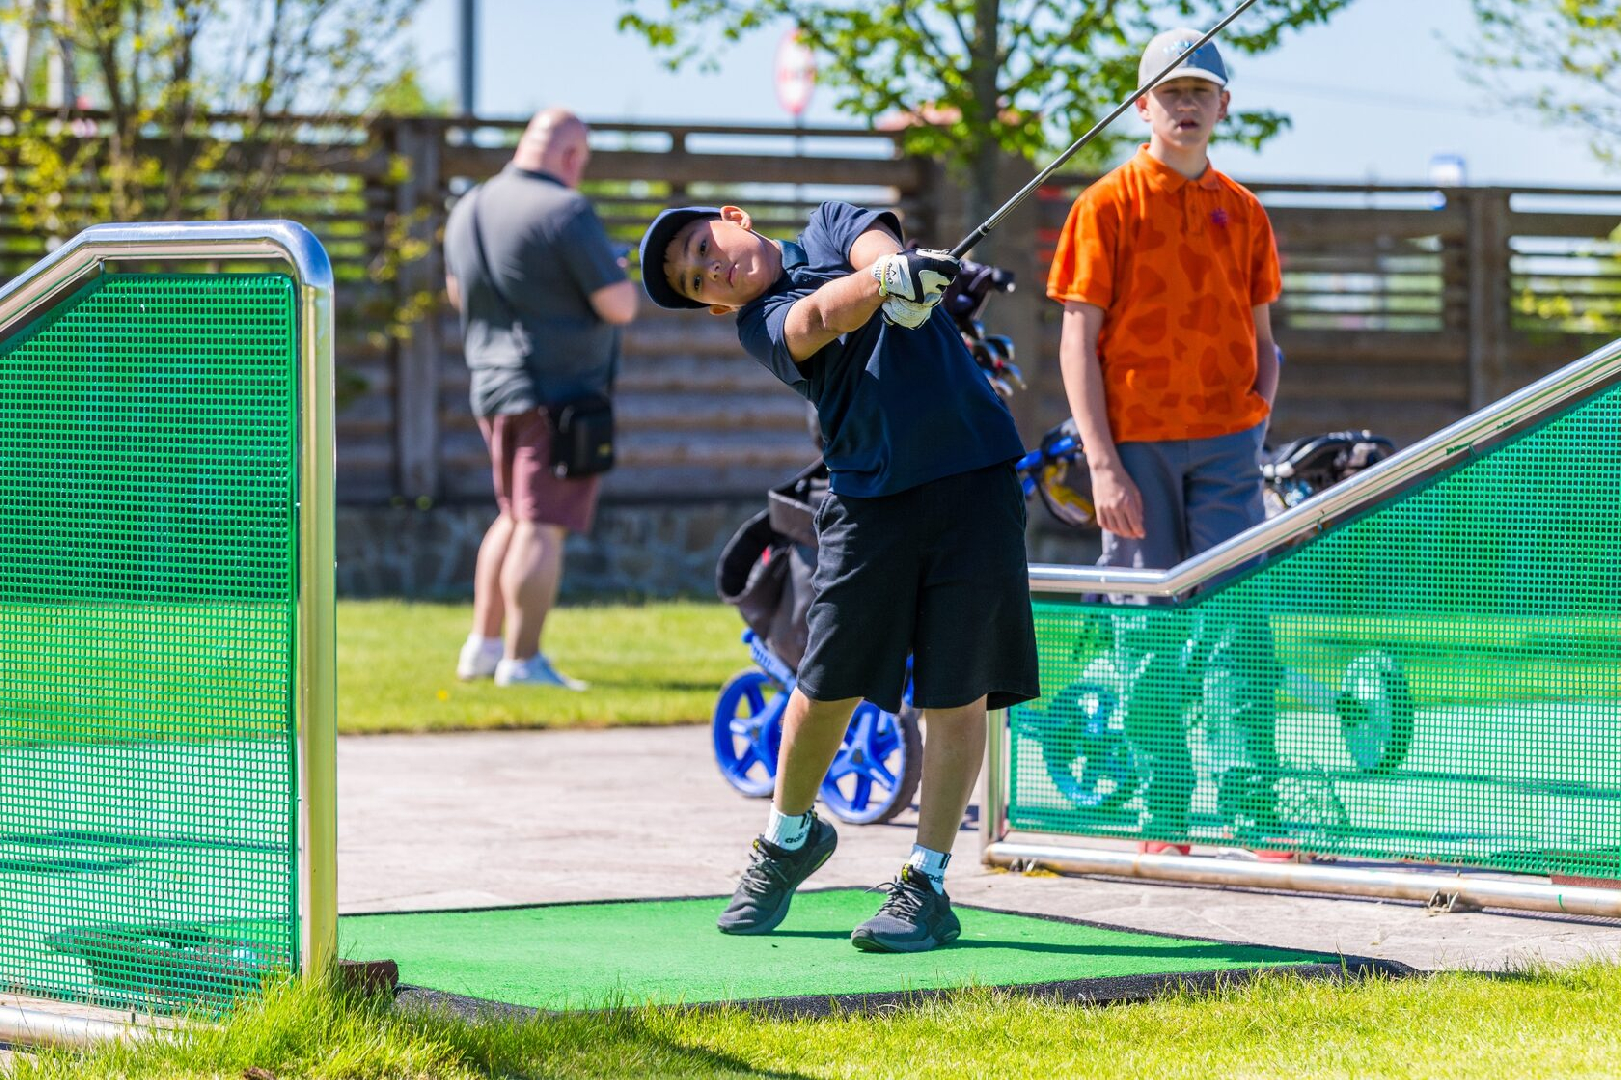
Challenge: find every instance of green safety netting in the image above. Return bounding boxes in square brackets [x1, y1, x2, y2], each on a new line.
[0, 274, 300, 1011]
[1014, 379, 1621, 879]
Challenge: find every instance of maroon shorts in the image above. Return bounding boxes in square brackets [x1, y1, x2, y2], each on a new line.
[477, 410, 601, 532]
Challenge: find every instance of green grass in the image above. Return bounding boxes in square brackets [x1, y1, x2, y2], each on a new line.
[16, 961, 1621, 1079]
[336, 600, 745, 734]
[350, 600, 1621, 738]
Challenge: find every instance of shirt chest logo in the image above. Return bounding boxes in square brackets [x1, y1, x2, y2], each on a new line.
[1210, 208, 1230, 227]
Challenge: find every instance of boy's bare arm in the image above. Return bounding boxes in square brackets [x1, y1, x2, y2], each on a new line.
[590, 279, 640, 326]
[781, 226, 903, 363]
[1252, 303, 1278, 407]
[1059, 302, 1145, 539]
[1057, 303, 1121, 469]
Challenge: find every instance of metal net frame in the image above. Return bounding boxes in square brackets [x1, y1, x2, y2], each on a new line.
[983, 336, 1621, 912]
[0, 223, 335, 1016]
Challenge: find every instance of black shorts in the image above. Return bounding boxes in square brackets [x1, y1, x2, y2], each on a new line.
[796, 461, 1040, 714]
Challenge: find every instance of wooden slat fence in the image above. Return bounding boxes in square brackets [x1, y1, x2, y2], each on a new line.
[1031, 181, 1621, 448]
[1, 111, 1616, 505]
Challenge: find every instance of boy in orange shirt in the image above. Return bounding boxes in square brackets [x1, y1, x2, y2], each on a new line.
[1046, 28, 1282, 847]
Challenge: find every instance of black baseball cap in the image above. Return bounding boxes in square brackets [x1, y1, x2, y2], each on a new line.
[638, 206, 723, 309]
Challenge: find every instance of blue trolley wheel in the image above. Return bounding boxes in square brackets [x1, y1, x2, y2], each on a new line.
[1336, 650, 1414, 775]
[713, 667, 786, 798]
[819, 701, 923, 825]
[1035, 676, 1144, 811]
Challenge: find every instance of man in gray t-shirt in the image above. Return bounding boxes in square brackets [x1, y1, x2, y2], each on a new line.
[444, 108, 637, 690]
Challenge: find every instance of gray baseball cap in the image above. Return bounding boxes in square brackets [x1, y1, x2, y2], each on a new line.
[1139, 27, 1229, 88]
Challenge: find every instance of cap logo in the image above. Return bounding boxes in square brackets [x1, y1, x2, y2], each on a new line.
[1142, 27, 1229, 86]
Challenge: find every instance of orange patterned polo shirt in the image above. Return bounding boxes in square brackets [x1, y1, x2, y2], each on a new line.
[1046, 146, 1281, 443]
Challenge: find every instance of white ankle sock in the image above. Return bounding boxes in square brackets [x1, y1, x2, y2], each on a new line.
[465, 633, 501, 651]
[764, 807, 814, 851]
[905, 844, 951, 892]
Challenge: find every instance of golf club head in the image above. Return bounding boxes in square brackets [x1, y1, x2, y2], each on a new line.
[984, 334, 1017, 366]
[998, 359, 1026, 392]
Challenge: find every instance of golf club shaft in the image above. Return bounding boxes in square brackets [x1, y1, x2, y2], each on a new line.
[949, 0, 1262, 259]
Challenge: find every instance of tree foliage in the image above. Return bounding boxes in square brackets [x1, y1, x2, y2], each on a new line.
[1461, 0, 1621, 173]
[1462, 3, 1621, 337]
[0, 0, 420, 232]
[1513, 221, 1621, 337]
[619, 0, 1353, 223]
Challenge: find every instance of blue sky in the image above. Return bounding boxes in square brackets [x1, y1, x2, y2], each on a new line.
[410, 0, 1619, 189]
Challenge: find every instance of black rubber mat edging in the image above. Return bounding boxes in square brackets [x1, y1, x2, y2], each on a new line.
[396, 955, 1415, 1022]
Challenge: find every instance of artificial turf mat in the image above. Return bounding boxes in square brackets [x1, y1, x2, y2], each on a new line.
[340, 889, 1351, 1013]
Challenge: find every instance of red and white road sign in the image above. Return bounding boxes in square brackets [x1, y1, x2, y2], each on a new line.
[775, 29, 816, 117]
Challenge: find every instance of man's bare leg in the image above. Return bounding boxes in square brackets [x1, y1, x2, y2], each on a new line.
[470, 514, 514, 640]
[501, 521, 564, 661]
[459, 514, 513, 679]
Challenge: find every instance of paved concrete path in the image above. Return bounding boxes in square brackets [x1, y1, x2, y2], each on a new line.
[339, 727, 1621, 973]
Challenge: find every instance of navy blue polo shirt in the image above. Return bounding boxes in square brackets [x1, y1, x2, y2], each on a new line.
[736, 202, 1025, 498]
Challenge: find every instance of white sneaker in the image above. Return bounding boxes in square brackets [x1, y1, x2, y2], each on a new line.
[456, 637, 504, 681]
[493, 654, 589, 691]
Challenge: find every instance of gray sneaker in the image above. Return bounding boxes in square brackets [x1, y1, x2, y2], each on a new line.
[717, 814, 838, 935]
[850, 865, 962, 953]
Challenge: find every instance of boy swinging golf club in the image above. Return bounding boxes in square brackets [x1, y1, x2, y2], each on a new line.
[640, 202, 1040, 952]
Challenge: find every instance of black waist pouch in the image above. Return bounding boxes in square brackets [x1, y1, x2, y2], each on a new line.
[548, 393, 615, 478]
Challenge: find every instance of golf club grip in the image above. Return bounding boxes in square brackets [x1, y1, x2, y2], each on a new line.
[948, 0, 1260, 259]
[949, 228, 990, 261]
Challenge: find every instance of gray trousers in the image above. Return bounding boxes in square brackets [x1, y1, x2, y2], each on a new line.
[1099, 422, 1268, 572]
[1099, 422, 1278, 836]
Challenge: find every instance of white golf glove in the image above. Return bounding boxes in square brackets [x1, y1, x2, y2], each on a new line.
[870, 247, 960, 304]
[881, 295, 937, 329]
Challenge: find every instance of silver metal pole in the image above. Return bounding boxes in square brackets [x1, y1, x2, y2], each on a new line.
[296, 232, 339, 982]
[985, 841, 1621, 917]
[458, 0, 477, 116]
[0, 220, 339, 982]
[980, 709, 1008, 861]
[0, 1005, 155, 1049]
[0, 220, 333, 340]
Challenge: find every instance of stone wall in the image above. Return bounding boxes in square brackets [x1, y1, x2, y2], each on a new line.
[336, 499, 759, 600]
[335, 500, 1100, 600]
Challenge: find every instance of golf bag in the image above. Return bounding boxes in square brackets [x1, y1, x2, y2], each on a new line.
[714, 461, 826, 670]
[1260, 430, 1396, 516]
